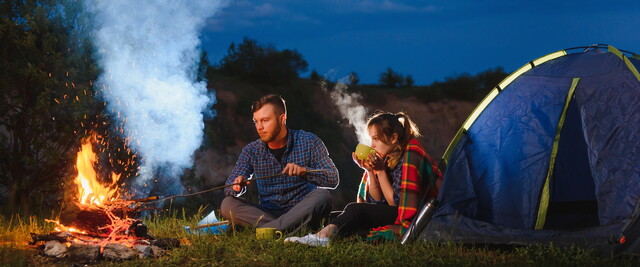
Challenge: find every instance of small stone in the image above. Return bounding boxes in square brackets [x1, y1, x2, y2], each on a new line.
[68, 243, 100, 263]
[134, 244, 152, 258]
[44, 241, 68, 258]
[103, 243, 135, 261]
[150, 245, 164, 257]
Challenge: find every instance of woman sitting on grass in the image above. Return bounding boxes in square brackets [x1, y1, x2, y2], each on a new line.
[285, 111, 442, 246]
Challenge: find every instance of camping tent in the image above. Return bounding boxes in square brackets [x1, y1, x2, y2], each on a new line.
[415, 45, 640, 256]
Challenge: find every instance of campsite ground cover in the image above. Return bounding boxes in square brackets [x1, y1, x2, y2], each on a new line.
[2, 212, 640, 266]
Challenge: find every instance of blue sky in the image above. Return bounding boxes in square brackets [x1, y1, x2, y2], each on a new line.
[200, 0, 640, 85]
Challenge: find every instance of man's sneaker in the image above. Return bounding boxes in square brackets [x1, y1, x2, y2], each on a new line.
[284, 233, 328, 247]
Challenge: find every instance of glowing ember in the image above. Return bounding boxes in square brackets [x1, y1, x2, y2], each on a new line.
[74, 136, 120, 206]
[45, 219, 88, 235]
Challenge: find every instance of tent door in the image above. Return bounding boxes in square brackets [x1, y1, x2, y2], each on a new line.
[544, 96, 598, 230]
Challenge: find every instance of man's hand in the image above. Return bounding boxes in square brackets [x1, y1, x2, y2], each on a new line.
[282, 163, 307, 177]
[232, 175, 248, 192]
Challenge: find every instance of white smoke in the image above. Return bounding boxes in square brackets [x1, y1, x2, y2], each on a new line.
[85, 0, 224, 197]
[322, 76, 371, 145]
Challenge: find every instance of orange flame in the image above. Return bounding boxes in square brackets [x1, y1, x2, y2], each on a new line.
[74, 137, 120, 206]
[44, 135, 145, 248]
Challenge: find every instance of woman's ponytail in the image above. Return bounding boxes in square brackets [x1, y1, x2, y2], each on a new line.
[396, 112, 421, 146]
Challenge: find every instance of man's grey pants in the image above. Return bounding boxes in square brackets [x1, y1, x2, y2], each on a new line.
[220, 189, 331, 234]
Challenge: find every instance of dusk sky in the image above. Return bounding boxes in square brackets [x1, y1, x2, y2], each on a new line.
[200, 0, 639, 85]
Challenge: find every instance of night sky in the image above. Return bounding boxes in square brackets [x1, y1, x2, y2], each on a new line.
[200, 0, 640, 85]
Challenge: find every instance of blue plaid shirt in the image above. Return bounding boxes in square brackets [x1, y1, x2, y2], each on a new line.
[224, 129, 339, 211]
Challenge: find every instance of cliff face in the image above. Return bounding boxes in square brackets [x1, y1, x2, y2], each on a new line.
[193, 83, 477, 209]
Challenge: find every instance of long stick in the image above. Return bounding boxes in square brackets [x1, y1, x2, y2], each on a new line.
[192, 221, 229, 229]
[141, 169, 329, 204]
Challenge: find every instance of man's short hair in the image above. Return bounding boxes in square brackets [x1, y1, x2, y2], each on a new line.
[251, 94, 287, 116]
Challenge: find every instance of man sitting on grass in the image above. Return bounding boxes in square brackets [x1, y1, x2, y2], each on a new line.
[220, 94, 339, 234]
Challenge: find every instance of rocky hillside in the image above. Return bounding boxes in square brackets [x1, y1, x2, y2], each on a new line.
[374, 95, 476, 158]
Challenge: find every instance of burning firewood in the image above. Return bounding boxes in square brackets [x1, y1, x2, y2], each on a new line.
[30, 232, 71, 245]
[32, 132, 182, 262]
[58, 201, 140, 237]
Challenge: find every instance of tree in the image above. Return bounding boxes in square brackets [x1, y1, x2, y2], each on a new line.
[216, 37, 308, 88]
[378, 67, 404, 88]
[476, 67, 507, 93]
[197, 51, 210, 83]
[417, 67, 508, 102]
[309, 69, 321, 81]
[0, 0, 105, 213]
[218, 37, 263, 77]
[404, 75, 414, 87]
[348, 72, 359, 87]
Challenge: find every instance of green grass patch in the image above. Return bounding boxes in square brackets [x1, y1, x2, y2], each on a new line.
[2, 211, 640, 266]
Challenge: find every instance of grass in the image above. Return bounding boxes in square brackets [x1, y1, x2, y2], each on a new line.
[2, 211, 640, 266]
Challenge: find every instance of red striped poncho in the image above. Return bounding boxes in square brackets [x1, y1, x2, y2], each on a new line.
[358, 138, 442, 240]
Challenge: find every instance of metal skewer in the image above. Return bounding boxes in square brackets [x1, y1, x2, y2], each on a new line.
[140, 169, 329, 205]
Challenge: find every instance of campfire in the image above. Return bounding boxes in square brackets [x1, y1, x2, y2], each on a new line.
[30, 135, 179, 262]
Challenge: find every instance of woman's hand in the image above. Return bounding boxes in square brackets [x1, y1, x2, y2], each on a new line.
[352, 152, 373, 172]
[352, 152, 386, 172]
[366, 152, 387, 171]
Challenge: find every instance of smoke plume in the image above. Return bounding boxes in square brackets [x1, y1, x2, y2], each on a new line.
[322, 76, 371, 145]
[85, 0, 223, 197]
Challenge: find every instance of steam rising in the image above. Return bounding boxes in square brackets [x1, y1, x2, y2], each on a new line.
[85, 0, 223, 197]
[322, 77, 371, 145]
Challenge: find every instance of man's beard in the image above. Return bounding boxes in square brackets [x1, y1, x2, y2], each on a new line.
[260, 121, 283, 143]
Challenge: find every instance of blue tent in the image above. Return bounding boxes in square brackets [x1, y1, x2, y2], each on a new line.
[416, 45, 640, 255]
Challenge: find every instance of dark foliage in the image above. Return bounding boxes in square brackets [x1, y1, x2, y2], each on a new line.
[378, 67, 404, 88]
[431, 67, 507, 101]
[378, 67, 416, 88]
[347, 72, 359, 87]
[309, 69, 321, 81]
[214, 37, 308, 88]
[0, 0, 138, 214]
[405, 74, 414, 87]
[0, 0, 95, 213]
[362, 67, 508, 104]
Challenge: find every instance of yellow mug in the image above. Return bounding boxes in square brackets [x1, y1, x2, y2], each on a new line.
[256, 227, 283, 240]
[355, 144, 376, 160]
